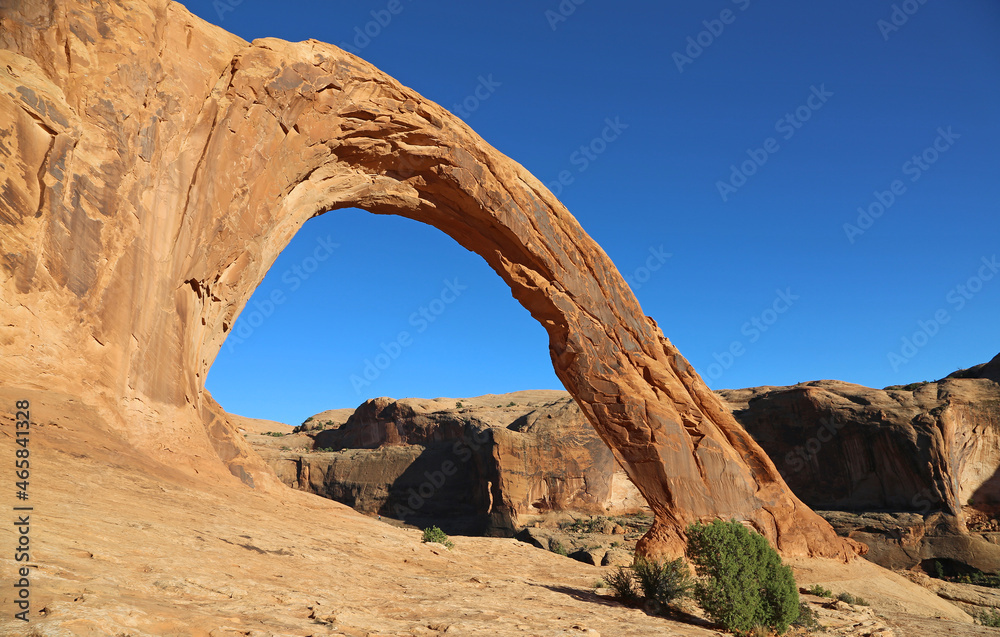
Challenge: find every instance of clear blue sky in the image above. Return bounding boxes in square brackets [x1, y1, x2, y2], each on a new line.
[188, 0, 1000, 424]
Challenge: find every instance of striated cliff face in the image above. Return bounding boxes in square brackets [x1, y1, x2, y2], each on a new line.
[718, 353, 1000, 571]
[256, 391, 647, 534]
[0, 0, 856, 559]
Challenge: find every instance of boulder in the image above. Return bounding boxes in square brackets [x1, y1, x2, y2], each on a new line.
[569, 548, 606, 566]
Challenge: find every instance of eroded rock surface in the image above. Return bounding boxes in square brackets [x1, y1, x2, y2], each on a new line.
[254, 391, 648, 535]
[0, 0, 855, 558]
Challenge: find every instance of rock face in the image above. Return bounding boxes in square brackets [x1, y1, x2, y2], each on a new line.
[0, 0, 856, 559]
[257, 391, 647, 534]
[718, 353, 1000, 572]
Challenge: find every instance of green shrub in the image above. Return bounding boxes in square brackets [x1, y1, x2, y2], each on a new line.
[805, 584, 832, 598]
[956, 571, 1000, 587]
[686, 519, 800, 636]
[456, 402, 464, 408]
[549, 540, 569, 556]
[792, 602, 822, 631]
[562, 515, 609, 534]
[605, 566, 640, 603]
[507, 401, 516, 407]
[835, 592, 868, 606]
[421, 526, 454, 550]
[633, 557, 693, 608]
[264, 431, 286, 437]
[976, 608, 1000, 627]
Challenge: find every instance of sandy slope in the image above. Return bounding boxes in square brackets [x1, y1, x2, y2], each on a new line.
[0, 388, 985, 637]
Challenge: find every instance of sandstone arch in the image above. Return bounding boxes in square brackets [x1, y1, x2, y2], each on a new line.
[0, 0, 858, 559]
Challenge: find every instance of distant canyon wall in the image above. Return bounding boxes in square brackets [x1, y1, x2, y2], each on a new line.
[257, 392, 647, 534]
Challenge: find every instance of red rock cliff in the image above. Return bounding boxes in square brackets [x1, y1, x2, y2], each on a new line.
[0, 0, 857, 559]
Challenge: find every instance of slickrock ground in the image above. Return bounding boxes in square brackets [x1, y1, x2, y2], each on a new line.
[0, 388, 984, 637]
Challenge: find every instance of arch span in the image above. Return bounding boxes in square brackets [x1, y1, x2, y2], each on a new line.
[0, 0, 858, 559]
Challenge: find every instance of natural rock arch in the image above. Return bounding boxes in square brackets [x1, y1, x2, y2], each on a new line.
[0, 0, 858, 559]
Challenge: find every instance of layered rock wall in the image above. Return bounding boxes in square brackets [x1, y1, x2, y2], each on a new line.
[259, 392, 648, 534]
[719, 354, 1000, 571]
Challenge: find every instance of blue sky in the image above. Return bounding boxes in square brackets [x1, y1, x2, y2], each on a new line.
[188, 0, 1000, 424]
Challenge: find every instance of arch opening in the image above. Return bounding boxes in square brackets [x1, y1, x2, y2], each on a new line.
[206, 207, 562, 425]
[168, 37, 861, 560]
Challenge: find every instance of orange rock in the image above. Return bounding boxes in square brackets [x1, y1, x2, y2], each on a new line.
[0, 0, 858, 559]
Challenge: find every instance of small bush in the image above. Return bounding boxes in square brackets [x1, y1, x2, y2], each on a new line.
[835, 592, 868, 606]
[934, 560, 946, 580]
[315, 447, 336, 452]
[421, 526, 454, 550]
[593, 579, 606, 589]
[792, 602, 822, 631]
[507, 401, 516, 407]
[976, 608, 1000, 627]
[633, 557, 693, 608]
[456, 402, 464, 408]
[264, 431, 286, 437]
[549, 540, 569, 556]
[686, 520, 800, 636]
[805, 584, 832, 598]
[605, 566, 641, 603]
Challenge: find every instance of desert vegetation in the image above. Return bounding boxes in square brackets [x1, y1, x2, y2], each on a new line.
[421, 526, 454, 550]
[604, 520, 805, 635]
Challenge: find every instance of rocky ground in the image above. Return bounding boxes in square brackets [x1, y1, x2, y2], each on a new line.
[1, 386, 994, 637]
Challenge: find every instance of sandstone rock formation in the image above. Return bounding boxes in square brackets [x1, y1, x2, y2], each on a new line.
[256, 391, 647, 535]
[718, 353, 1000, 572]
[0, 0, 857, 559]
[0, 385, 985, 636]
